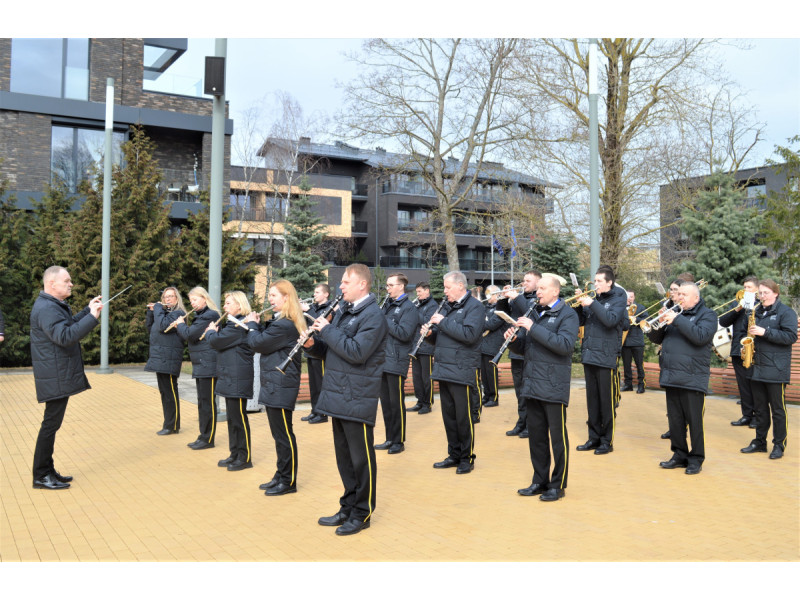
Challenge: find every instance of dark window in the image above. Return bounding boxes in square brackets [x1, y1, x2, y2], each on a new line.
[11, 38, 89, 100]
[51, 125, 124, 192]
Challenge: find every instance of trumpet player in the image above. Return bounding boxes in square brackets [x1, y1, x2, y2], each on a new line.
[145, 287, 186, 436]
[301, 283, 332, 425]
[621, 291, 648, 394]
[648, 283, 716, 475]
[574, 266, 627, 455]
[409, 282, 436, 414]
[719, 276, 759, 427]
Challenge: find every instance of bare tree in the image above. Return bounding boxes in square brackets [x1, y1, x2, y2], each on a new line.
[337, 38, 527, 271]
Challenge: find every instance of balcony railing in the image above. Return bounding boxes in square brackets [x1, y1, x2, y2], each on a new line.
[353, 183, 369, 197]
[378, 255, 512, 272]
[226, 205, 286, 223]
[352, 220, 369, 233]
[382, 179, 545, 206]
[160, 168, 205, 202]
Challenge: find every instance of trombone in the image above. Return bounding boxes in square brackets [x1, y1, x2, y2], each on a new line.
[713, 290, 746, 318]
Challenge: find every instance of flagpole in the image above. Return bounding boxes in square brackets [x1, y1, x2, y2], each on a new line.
[490, 226, 495, 286]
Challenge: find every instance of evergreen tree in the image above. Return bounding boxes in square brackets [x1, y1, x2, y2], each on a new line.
[677, 171, 774, 311]
[276, 176, 327, 297]
[370, 265, 387, 300]
[25, 182, 75, 290]
[428, 262, 448, 301]
[528, 232, 582, 298]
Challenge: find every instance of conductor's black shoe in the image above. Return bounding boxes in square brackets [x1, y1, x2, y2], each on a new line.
[749, 421, 756, 429]
[33, 474, 70, 490]
[620, 385, 633, 392]
[407, 403, 423, 412]
[318, 511, 349, 527]
[388, 443, 405, 454]
[576, 440, 599, 451]
[594, 445, 613, 455]
[684, 465, 702, 475]
[506, 425, 524, 436]
[259, 475, 280, 490]
[517, 483, 547, 496]
[308, 414, 328, 424]
[227, 460, 253, 471]
[265, 482, 297, 496]
[157, 428, 178, 435]
[518, 429, 529, 438]
[335, 519, 370, 536]
[217, 456, 235, 467]
[741, 442, 767, 454]
[636, 383, 645, 394]
[433, 457, 459, 469]
[659, 458, 688, 469]
[51, 469, 73, 483]
[661, 430, 671, 439]
[374, 440, 393, 450]
[301, 413, 314, 422]
[769, 446, 784, 460]
[456, 461, 474, 474]
[540, 488, 565, 502]
[482, 400, 499, 407]
[418, 406, 432, 414]
[191, 441, 214, 450]
[731, 417, 751, 426]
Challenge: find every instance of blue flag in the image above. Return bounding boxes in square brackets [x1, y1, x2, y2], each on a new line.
[492, 235, 504, 256]
[510, 226, 518, 259]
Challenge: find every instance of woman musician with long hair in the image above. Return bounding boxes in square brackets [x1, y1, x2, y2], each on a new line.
[174, 287, 220, 450]
[204, 291, 255, 472]
[145, 287, 186, 435]
[243, 280, 307, 495]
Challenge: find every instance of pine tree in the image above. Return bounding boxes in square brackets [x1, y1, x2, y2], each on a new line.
[276, 176, 327, 297]
[25, 182, 75, 290]
[677, 171, 774, 311]
[428, 262, 448, 301]
[528, 232, 583, 298]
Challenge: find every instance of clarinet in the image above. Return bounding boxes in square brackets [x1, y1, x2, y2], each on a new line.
[490, 304, 537, 366]
[276, 293, 344, 374]
[409, 298, 448, 360]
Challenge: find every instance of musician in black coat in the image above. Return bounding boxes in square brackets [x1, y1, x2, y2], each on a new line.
[205, 291, 255, 472]
[145, 287, 186, 436]
[301, 283, 331, 424]
[740, 279, 798, 460]
[245, 280, 308, 495]
[480, 285, 506, 409]
[175, 287, 220, 450]
[305, 264, 387, 536]
[30, 266, 102, 490]
[409, 282, 437, 414]
[376, 273, 418, 454]
[508, 275, 579, 501]
[427, 271, 484, 474]
[621, 291, 648, 394]
[718, 276, 759, 427]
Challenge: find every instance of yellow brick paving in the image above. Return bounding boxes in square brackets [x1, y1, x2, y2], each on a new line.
[1, 370, 798, 562]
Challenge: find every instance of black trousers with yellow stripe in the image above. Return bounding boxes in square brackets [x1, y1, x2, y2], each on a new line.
[379, 373, 407, 444]
[266, 407, 298, 485]
[332, 417, 376, 523]
[750, 380, 788, 450]
[307, 357, 324, 414]
[224, 397, 252, 463]
[665, 386, 705, 467]
[195, 377, 217, 443]
[583, 364, 618, 447]
[525, 398, 569, 490]
[412, 353, 434, 408]
[480, 354, 500, 406]
[156, 372, 180, 432]
[438, 380, 476, 464]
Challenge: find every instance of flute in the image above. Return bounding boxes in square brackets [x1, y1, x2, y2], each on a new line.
[409, 298, 448, 360]
[199, 313, 226, 341]
[276, 293, 344, 374]
[163, 309, 194, 333]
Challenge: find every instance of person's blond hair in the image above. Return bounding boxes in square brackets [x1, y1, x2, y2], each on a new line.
[270, 280, 306, 335]
[223, 290, 251, 316]
[187, 286, 219, 313]
[162, 286, 186, 313]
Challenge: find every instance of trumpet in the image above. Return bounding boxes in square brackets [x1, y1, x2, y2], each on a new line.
[482, 285, 524, 303]
[639, 305, 682, 333]
[565, 288, 596, 307]
[409, 298, 448, 360]
[299, 297, 313, 306]
[276, 293, 344, 374]
[163, 309, 194, 333]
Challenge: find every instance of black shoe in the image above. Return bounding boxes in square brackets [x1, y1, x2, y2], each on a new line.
[661, 430, 671, 439]
[472, 415, 481, 424]
[749, 421, 757, 429]
[769, 446, 784, 460]
[318, 511, 349, 527]
[659, 458, 688, 469]
[685, 465, 702, 475]
[540, 488, 565, 502]
[594, 445, 613, 455]
[731, 417, 751, 426]
[308, 414, 328, 424]
[188, 439, 202, 448]
[407, 403, 423, 412]
[741, 443, 767, 454]
[518, 429, 529, 439]
[191, 441, 214, 450]
[636, 383, 645, 394]
[33, 473, 70, 490]
[227, 460, 253, 471]
[737, 399, 742, 405]
[620, 385, 633, 392]
[51, 469, 73, 483]
[265, 482, 297, 496]
[482, 400, 499, 407]
[456, 461, 474, 474]
[335, 518, 370, 536]
[157, 428, 178, 435]
[388, 443, 405, 454]
[259, 475, 280, 490]
[418, 406, 432, 414]
[218, 456, 235, 467]
[517, 483, 547, 496]
[506, 425, 524, 436]
[433, 456, 459, 469]
[301, 413, 314, 422]
[374, 440, 393, 450]
[576, 440, 599, 451]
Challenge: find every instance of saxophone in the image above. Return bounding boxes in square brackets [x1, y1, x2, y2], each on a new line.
[740, 304, 759, 368]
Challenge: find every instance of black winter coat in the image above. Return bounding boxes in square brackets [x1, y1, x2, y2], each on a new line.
[382, 294, 418, 376]
[647, 298, 717, 393]
[30, 292, 98, 402]
[144, 303, 186, 376]
[207, 319, 254, 399]
[306, 294, 387, 425]
[247, 316, 301, 410]
[623, 302, 648, 348]
[576, 285, 628, 368]
[509, 300, 579, 405]
[496, 292, 537, 360]
[430, 294, 484, 387]
[414, 296, 439, 355]
[480, 303, 506, 356]
[303, 299, 331, 360]
[176, 306, 220, 378]
[750, 299, 797, 384]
